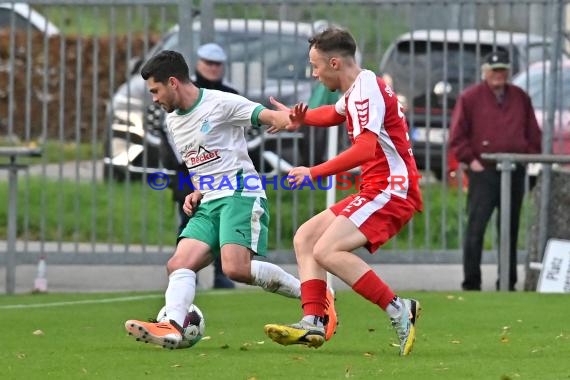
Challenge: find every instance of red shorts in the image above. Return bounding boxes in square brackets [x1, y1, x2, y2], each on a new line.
[330, 190, 417, 253]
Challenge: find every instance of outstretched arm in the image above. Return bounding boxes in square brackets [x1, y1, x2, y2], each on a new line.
[303, 105, 346, 127]
[266, 97, 346, 133]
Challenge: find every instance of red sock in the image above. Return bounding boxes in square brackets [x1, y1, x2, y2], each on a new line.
[352, 270, 396, 310]
[300, 279, 327, 317]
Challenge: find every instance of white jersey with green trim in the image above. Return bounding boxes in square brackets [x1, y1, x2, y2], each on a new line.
[165, 88, 266, 203]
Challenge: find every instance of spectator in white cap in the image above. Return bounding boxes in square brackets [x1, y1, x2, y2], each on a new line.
[194, 43, 238, 95]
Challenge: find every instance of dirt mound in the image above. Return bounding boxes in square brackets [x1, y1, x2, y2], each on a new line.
[0, 30, 160, 141]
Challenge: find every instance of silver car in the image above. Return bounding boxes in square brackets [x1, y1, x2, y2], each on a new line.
[103, 19, 327, 181]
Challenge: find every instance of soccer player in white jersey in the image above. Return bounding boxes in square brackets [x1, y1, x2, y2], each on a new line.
[263, 28, 423, 355]
[123, 50, 336, 349]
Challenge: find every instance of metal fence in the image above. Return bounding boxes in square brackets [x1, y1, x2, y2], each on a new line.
[1, 0, 569, 293]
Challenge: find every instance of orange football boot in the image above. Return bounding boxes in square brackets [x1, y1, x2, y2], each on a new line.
[124, 319, 183, 349]
[323, 287, 338, 341]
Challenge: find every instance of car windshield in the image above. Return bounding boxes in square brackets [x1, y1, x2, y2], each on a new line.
[156, 29, 310, 81]
[512, 66, 570, 110]
[382, 41, 497, 102]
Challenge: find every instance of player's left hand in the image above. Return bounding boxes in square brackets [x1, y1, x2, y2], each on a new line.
[183, 191, 203, 216]
[266, 96, 290, 134]
[288, 166, 312, 187]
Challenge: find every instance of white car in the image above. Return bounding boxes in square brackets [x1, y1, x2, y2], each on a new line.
[0, 2, 59, 36]
[104, 19, 327, 181]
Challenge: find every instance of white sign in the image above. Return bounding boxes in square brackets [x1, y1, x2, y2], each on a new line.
[537, 239, 570, 293]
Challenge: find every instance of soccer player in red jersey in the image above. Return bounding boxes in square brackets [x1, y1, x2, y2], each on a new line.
[264, 27, 423, 355]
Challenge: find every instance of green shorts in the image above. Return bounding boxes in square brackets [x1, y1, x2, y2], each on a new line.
[179, 195, 270, 257]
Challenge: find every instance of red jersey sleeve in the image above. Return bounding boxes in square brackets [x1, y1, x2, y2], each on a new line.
[309, 129, 377, 178]
[304, 105, 346, 127]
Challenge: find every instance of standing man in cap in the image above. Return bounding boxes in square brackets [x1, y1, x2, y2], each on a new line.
[160, 43, 239, 289]
[449, 50, 542, 291]
[194, 42, 239, 95]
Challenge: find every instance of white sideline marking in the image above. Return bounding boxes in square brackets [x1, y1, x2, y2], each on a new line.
[0, 294, 162, 310]
[0, 289, 255, 310]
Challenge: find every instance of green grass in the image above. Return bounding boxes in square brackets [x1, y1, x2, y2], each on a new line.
[36, 5, 179, 35]
[0, 174, 534, 250]
[0, 176, 177, 246]
[0, 291, 568, 379]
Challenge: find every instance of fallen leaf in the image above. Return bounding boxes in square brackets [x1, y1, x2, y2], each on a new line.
[256, 341, 265, 345]
[500, 336, 509, 343]
[171, 364, 181, 368]
[446, 295, 455, 299]
[516, 320, 523, 323]
[345, 366, 352, 378]
[199, 353, 207, 357]
[81, 368, 87, 374]
[449, 340, 461, 344]
[389, 343, 399, 347]
[32, 330, 44, 336]
[201, 336, 211, 341]
[292, 356, 305, 361]
[457, 296, 464, 301]
[16, 353, 26, 359]
[247, 377, 258, 380]
[363, 352, 374, 357]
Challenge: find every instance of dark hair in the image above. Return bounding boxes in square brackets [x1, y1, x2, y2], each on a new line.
[140, 50, 191, 84]
[308, 27, 356, 58]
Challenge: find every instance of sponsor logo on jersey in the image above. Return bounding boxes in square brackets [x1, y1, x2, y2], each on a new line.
[184, 146, 221, 168]
[200, 119, 212, 133]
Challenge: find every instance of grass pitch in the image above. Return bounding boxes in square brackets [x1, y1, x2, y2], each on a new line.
[0, 290, 568, 380]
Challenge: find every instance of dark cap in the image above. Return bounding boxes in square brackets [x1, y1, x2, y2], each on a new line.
[484, 51, 510, 70]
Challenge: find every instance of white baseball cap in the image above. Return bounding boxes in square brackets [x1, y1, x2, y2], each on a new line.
[197, 43, 227, 63]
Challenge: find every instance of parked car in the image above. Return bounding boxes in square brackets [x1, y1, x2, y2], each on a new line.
[0, 2, 59, 36]
[379, 29, 550, 179]
[512, 58, 570, 176]
[103, 19, 330, 181]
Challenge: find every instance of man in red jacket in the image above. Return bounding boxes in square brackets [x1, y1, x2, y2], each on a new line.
[449, 50, 542, 291]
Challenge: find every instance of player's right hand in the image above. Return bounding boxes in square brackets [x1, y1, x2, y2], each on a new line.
[183, 191, 203, 216]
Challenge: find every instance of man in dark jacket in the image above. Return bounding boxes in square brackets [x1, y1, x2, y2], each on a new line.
[160, 43, 238, 289]
[449, 51, 542, 291]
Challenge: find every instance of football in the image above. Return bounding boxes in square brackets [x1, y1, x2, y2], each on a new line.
[156, 304, 206, 348]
